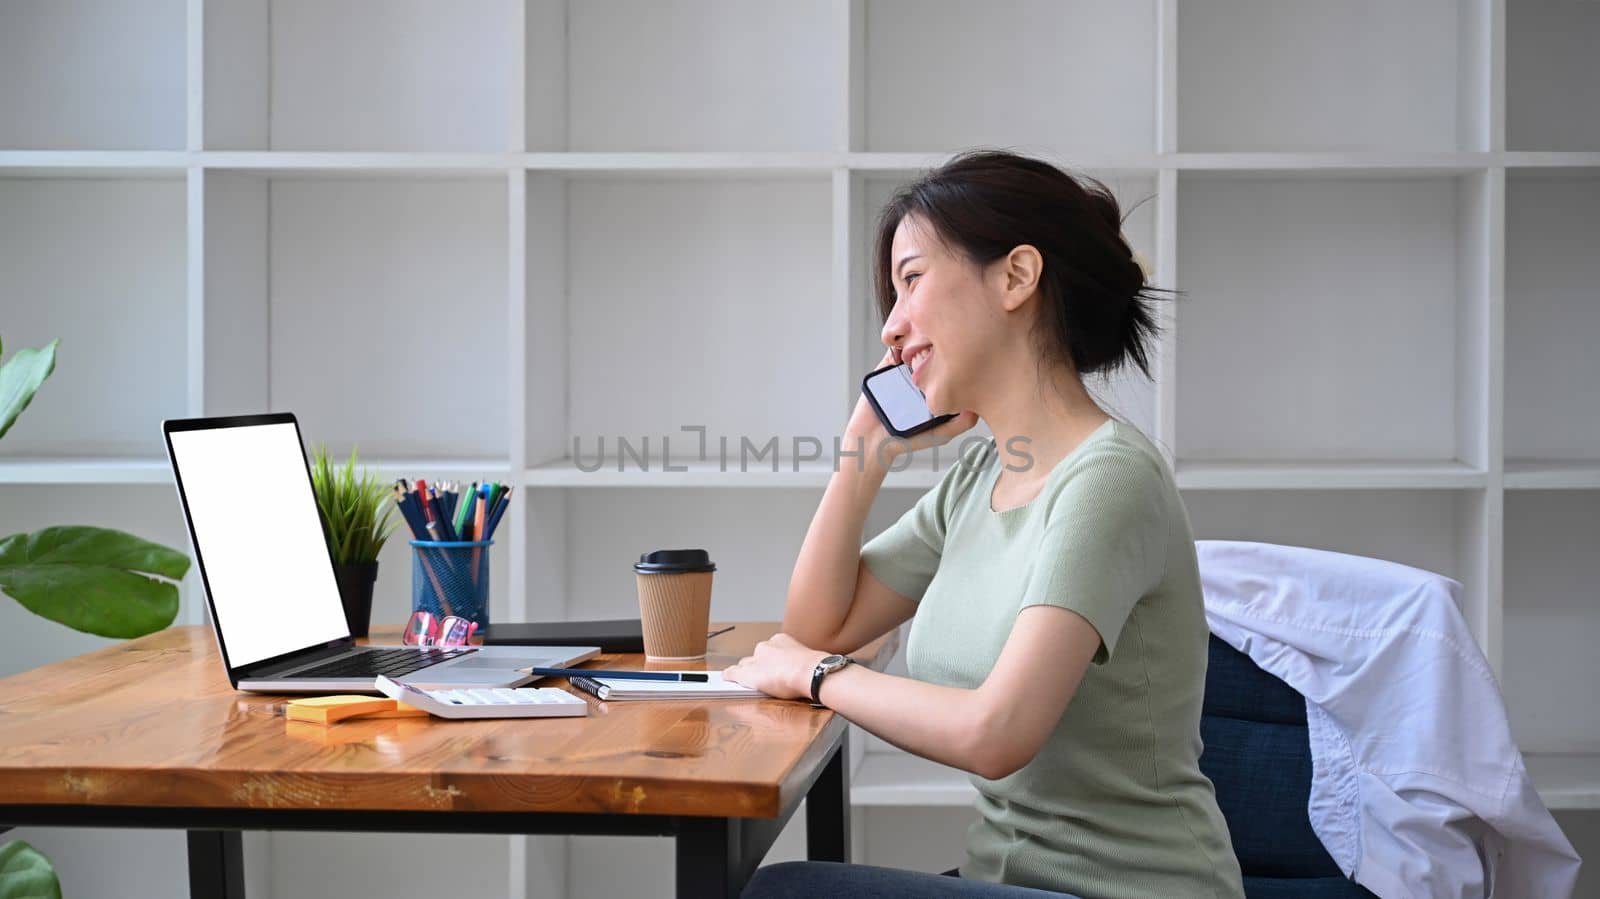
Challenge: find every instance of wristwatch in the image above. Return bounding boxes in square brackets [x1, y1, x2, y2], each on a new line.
[809, 654, 855, 708]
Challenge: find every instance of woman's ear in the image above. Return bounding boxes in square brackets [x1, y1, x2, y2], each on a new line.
[998, 244, 1043, 312]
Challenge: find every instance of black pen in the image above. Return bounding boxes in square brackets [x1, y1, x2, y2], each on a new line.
[526, 667, 710, 683]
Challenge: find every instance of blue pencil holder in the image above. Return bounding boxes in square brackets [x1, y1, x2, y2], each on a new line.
[410, 540, 493, 629]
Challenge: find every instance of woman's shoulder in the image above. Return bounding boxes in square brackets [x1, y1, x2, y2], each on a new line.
[1084, 420, 1166, 473]
[1048, 421, 1173, 505]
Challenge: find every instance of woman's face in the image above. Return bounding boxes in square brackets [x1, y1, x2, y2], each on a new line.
[879, 215, 1012, 414]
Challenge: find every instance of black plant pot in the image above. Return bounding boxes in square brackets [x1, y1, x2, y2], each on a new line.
[332, 561, 379, 639]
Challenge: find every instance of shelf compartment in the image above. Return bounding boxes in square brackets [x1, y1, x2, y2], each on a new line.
[853, 752, 976, 807]
[1504, 173, 1600, 468]
[0, 459, 175, 486]
[0, 152, 189, 177]
[847, 152, 1161, 174]
[547, 0, 837, 152]
[0, 177, 188, 460]
[1182, 489, 1493, 656]
[523, 152, 848, 175]
[527, 174, 834, 469]
[1175, 173, 1490, 468]
[519, 484, 918, 628]
[1176, 0, 1486, 152]
[527, 488, 826, 624]
[270, 833, 514, 899]
[1168, 153, 1494, 176]
[1176, 460, 1487, 491]
[1524, 754, 1600, 811]
[202, 172, 509, 459]
[1504, 492, 1600, 757]
[197, 152, 513, 176]
[203, 0, 518, 151]
[860, 0, 1155, 154]
[1504, 462, 1600, 491]
[1504, 153, 1600, 171]
[0, 0, 186, 150]
[1507, 0, 1600, 151]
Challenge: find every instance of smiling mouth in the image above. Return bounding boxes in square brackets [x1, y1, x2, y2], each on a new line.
[904, 346, 932, 387]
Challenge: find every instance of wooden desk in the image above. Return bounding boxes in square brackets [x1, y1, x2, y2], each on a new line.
[0, 622, 896, 898]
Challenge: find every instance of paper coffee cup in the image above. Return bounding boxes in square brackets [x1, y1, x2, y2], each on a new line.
[634, 549, 716, 661]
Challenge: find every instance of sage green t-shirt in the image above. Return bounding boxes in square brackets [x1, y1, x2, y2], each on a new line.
[861, 420, 1244, 899]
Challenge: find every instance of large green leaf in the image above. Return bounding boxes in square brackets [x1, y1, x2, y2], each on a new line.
[0, 338, 58, 442]
[0, 841, 62, 899]
[0, 526, 188, 639]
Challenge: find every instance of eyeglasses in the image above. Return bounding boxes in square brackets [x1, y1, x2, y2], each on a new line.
[403, 610, 479, 648]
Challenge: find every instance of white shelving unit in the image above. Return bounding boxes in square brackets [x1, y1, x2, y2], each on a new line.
[3, 1, 1596, 896]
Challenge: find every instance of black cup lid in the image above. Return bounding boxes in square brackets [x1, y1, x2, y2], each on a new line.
[634, 548, 716, 573]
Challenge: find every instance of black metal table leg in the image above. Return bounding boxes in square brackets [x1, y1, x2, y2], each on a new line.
[187, 830, 245, 899]
[805, 738, 850, 862]
[677, 816, 741, 899]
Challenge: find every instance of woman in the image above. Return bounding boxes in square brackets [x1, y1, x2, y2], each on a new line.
[726, 150, 1244, 899]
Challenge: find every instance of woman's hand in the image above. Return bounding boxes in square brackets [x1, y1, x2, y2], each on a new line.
[723, 633, 830, 701]
[846, 348, 979, 466]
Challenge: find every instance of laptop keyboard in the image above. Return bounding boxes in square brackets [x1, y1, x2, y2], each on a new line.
[291, 647, 474, 679]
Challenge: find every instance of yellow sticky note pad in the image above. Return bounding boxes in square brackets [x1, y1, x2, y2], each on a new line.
[359, 704, 430, 719]
[285, 695, 429, 725]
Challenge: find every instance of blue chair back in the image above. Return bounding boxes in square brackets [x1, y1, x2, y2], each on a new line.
[1199, 635, 1378, 899]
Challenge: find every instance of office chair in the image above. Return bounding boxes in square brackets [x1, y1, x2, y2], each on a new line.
[1200, 635, 1379, 899]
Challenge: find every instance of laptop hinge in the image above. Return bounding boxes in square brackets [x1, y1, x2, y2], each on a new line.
[236, 640, 355, 679]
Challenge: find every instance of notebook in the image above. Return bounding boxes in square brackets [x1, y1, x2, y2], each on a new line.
[570, 671, 763, 701]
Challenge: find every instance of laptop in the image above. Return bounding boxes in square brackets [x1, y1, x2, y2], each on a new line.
[163, 412, 599, 693]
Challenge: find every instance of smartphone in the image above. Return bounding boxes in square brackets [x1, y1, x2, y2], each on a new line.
[862, 363, 957, 439]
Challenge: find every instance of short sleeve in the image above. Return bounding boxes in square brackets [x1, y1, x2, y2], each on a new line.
[1021, 444, 1169, 664]
[860, 439, 991, 602]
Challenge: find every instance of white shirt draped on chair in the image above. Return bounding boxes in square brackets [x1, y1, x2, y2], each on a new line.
[1197, 540, 1581, 899]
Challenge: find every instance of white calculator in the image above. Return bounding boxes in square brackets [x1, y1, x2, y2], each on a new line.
[376, 676, 589, 719]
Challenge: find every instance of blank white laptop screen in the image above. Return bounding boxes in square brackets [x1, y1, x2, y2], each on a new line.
[168, 422, 349, 667]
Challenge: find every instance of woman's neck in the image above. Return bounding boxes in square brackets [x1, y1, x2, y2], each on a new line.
[979, 359, 1110, 480]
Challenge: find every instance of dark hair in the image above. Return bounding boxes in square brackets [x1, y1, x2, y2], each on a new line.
[873, 149, 1161, 380]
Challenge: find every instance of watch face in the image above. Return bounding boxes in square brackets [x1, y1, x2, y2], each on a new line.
[820, 654, 847, 667]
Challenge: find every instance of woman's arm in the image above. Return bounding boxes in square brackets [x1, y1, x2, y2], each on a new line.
[781, 460, 917, 654]
[782, 355, 977, 653]
[727, 604, 1102, 780]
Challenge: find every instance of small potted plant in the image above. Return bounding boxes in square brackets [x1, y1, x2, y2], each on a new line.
[309, 446, 398, 638]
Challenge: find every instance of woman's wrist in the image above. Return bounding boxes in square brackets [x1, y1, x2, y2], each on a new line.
[839, 429, 897, 478]
[796, 650, 830, 699]
[811, 655, 865, 708]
